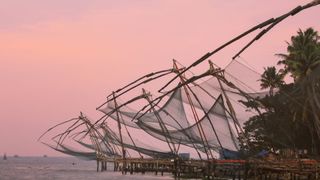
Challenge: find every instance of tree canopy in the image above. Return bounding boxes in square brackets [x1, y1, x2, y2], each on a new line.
[241, 27, 320, 157]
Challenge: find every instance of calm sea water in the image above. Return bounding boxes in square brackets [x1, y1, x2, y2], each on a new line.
[0, 156, 174, 180]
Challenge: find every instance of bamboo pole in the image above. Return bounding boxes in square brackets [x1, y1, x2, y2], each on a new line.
[112, 92, 126, 174]
[173, 60, 213, 160]
[142, 88, 178, 155]
[159, 0, 320, 93]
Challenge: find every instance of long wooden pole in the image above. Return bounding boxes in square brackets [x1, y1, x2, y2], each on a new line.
[112, 92, 126, 174]
[173, 60, 214, 160]
[159, 1, 320, 93]
[142, 89, 177, 155]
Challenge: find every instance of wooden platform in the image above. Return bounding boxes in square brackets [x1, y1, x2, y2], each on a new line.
[95, 157, 320, 179]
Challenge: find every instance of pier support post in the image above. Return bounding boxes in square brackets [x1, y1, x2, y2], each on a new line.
[130, 162, 133, 174]
[97, 160, 100, 172]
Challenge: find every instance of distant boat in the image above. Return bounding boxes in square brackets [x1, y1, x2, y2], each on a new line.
[3, 153, 7, 160]
[13, 154, 19, 158]
[43, 155, 48, 158]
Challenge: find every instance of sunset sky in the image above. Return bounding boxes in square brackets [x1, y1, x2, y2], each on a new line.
[0, 0, 319, 156]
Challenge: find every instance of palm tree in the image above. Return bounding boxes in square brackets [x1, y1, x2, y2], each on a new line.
[260, 66, 284, 96]
[277, 27, 320, 81]
[242, 28, 320, 155]
[277, 27, 320, 154]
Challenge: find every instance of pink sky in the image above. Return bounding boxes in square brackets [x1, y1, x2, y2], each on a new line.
[0, 0, 319, 156]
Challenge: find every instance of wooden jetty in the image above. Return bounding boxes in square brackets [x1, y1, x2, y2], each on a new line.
[95, 157, 320, 179]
